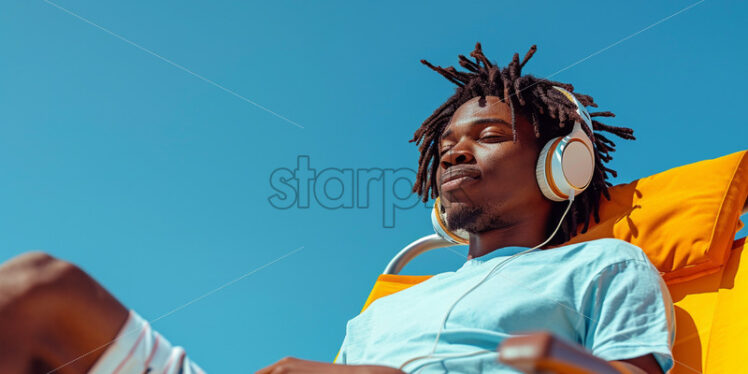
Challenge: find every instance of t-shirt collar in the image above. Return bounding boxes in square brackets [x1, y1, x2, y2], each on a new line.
[459, 245, 530, 270]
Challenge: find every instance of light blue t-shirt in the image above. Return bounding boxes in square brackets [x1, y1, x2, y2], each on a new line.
[335, 238, 675, 373]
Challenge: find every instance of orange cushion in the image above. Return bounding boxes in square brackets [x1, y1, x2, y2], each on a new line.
[702, 238, 748, 373]
[565, 150, 748, 284]
[359, 274, 433, 312]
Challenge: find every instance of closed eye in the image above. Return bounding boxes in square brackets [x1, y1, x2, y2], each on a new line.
[480, 135, 506, 142]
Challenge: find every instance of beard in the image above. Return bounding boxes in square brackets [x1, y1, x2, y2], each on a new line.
[445, 202, 511, 234]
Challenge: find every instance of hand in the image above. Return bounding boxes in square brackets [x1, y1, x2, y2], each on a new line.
[498, 332, 661, 374]
[255, 357, 405, 374]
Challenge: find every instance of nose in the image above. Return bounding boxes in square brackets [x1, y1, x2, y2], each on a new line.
[440, 147, 474, 169]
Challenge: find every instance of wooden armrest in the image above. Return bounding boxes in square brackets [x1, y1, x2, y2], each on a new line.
[497, 332, 625, 374]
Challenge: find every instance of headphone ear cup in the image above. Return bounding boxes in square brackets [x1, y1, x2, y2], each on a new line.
[535, 136, 567, 201]
[537, 87, 597, 202]
[535, 129, 595, 202]
[431, 197, 470, 244]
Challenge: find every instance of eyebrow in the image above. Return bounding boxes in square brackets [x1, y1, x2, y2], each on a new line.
[441, 117, 511, 139]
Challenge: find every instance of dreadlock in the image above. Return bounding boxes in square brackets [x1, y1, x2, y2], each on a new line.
[410, 43, 635, 245]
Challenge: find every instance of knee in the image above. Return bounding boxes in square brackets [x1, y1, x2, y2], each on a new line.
[2, 250, 80, 278]
[3, 251, 65, 272]
[0, 253, 125, 371]
[0, 251, 86, 305]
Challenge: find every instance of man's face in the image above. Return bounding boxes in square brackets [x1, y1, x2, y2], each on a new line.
[436, 96, 550, 233]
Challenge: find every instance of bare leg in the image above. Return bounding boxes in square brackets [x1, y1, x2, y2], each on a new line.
[0, 252, 129, 374]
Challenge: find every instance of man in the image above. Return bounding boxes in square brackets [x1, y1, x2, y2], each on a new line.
[1, 43, 745, 374]
[326, 43, 673, 373]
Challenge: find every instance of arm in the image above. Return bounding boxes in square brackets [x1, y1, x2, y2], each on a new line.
[255, 357, 404, 374]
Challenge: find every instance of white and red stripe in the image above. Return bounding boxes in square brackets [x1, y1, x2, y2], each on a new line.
[88, 310, 205, 374]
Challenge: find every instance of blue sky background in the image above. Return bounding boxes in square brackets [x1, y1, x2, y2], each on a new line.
[1, 0, 747, 371]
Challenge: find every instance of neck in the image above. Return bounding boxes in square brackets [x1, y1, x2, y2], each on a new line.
[466, 216, 551, 260]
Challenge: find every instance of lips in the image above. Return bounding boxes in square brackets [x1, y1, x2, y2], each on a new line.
[440, 166, 481, 192]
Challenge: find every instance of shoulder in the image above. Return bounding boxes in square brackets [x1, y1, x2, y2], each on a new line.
[546, 239, 659, 283]
[562, 240, 672, 317]
[558, 238, 652, 266]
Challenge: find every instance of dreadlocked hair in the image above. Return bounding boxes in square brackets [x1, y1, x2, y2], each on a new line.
[410, 42, 635, 245]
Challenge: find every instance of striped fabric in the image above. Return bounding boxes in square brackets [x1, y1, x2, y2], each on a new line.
[88, 310, 205, 374]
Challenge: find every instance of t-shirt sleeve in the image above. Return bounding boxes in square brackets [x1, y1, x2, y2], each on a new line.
[88, 310, 205, 374]
[333, 344, 347, 364]
[581, 259, 676, 373]
[333, 323, 350, 364]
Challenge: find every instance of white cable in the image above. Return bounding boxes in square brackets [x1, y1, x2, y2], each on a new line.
[409, 350, 496, 374]
[399, 190, 576, 373]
